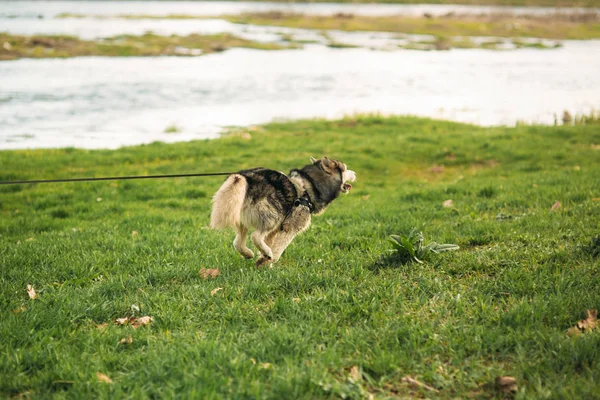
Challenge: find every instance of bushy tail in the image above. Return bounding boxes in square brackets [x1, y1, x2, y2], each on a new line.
[210, 174, 247, 229]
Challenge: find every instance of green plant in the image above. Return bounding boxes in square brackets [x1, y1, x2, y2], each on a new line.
[389, 228, 459, 263]
[164, 124, 181, 134]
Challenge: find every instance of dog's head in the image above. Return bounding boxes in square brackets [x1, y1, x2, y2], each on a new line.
[308, 156, 357, 194]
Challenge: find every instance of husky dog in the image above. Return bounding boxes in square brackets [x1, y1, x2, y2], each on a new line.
[210, 157, 357, 267]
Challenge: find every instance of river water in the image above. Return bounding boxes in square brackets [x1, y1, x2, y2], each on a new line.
[1, 1, 600, 149]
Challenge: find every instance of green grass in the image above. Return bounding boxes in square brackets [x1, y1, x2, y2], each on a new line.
[0, 32, 291, 61]
[1, 115, 599, 398]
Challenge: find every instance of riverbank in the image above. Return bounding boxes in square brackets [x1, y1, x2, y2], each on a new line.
[55, 10, 600, 40]
[0, 32, 289, 61]
[227, 11, 600, 40]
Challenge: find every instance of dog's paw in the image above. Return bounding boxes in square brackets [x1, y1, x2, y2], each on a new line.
[242, 251, 254, 259]
[255, 256, 272, 268]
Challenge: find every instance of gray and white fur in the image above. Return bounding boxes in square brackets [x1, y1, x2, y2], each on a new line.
[210, 156, 356, 267]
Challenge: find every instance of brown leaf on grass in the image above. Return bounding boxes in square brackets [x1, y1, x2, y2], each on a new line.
[210, 287, 223, 296]
[578, 309, 598, 331]
[443, 199, 453, 208]
[96, 323, 109, 330]
[12, 305, 26, 314]
[348, 366, 361, 382]
[26, 284, 38, 300]
[566, 326, 582, 337]
[119, 336, 133, 345]
[593, 198, 600, 202]
[96, 372, 113, 384]
[115, 316, 154, 328]
[400, 376, 439, 393]
[430, 164, 445, 173]
[551, 201, 561, 211]
[131, 316, 153, 328]
[199, 268, 220, 279]
[568, 309, 598, 337]
[495, 376, 518, 394]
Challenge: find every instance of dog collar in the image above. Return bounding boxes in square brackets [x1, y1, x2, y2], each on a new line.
[294, 192, 315, 213]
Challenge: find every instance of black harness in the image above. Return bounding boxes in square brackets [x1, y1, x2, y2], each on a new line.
[294, 191, 315, 213]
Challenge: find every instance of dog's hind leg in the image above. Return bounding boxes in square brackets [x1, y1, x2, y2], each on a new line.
[233, 225, 254, 259]
[251, 231, 273, 261]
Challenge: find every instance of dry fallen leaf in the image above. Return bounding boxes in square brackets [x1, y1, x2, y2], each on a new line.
[12, 305, 26, 314]
[443, 199, 453, 208]
[578, 309, 598, 331]
[401, 376, 439, 393]
[26, 285, 38, 300]
[96, 323, 109, 330]
[96, 372, 113, 384]
[131, 316, 154, 328]
[119, 336, 133, 345]
[551, 201, 561, 211]
[593, 198, 600, 202]
[430, 165, 445, 173]
[349, 366, 361, 382]
[115, 315, 153, 328]
[566, 326, 582, 337]
[495, 376, 518, 394]
[199, 268, 220, 280]
[568, 309, 598, 337]
[210, 287, 223, 296]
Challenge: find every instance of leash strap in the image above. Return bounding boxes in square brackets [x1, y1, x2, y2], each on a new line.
[0, 172, 235, 186]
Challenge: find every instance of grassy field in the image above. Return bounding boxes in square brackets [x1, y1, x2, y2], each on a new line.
[0, 32, 289, 61]
[1, 116, 599, 398]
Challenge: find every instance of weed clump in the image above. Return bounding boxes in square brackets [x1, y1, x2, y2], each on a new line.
[388, 228, 459, 264]
[584, 235, 600, 258]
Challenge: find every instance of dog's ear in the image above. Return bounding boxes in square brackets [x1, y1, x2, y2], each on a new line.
[321, 157, 336, 174]
[310, 156, 318, 164]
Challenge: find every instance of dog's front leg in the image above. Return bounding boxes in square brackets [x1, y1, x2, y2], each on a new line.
[256, 207, 311, 267]
[251, 231, 274, 261]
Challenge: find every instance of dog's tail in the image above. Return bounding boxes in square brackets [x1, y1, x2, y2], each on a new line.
[210, 174, 247, 230]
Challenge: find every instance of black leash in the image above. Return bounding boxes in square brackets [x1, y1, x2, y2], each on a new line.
[0, 172, 235, 186]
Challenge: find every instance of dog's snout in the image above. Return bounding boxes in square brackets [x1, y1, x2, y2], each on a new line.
[344, 170, 357, 182]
